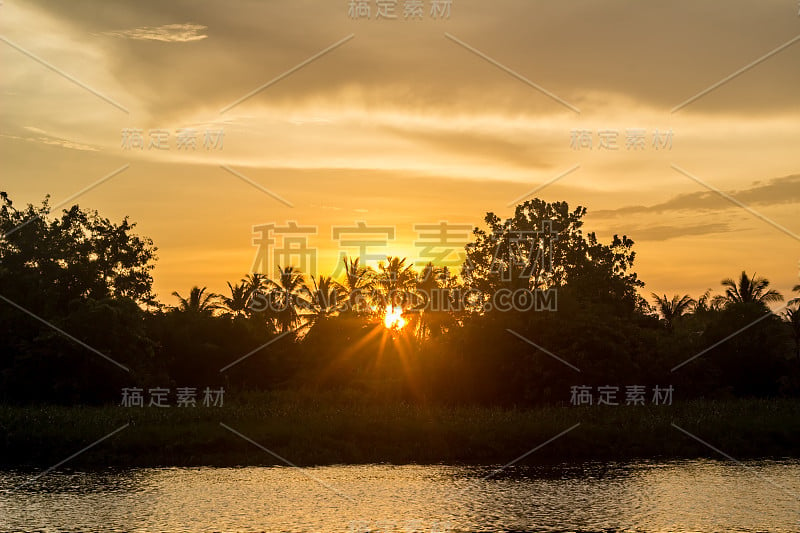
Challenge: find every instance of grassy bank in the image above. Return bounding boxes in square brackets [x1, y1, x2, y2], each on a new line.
[1, 393, 798, 468]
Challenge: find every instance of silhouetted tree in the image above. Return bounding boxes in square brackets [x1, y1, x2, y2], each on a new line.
[340, 256, 374, 315]
[307, 275, 345, 324]
[785, 307, 800, 362]
[375, 256, 416, 311]
[694, 289, 722, 313]
[220, 281, 251, 318]
[714, 271, 783, 308]
[268, 265, 308, 333]
[0, 193, 157, 310]
[414, 263, 458, 339]
[651, 293, 696, 331]
[0, 193, 158, 403]
[171, 286, 220, 315]
[242, 273, 269, 300]
[789, 284, 800, 306]
[463, 199, 644, 315]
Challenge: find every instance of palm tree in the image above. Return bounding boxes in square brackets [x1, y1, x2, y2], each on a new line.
[171, 286, 220, 315]
[242, 273, 269, 303]
[220, 281, 250, 318]
[307, 275, 345, 323]
[340, 256, 374, 314]
[693, 289, 721, 313]
[268, 265, 308, 332]
[375, 256, 417, 312]
[789, 284, 800, 306]
[716, 271, 783, 307]
[785, 307, 800, 361]
[239, 272, 280, 334]
[651, 293, 696, 330]
[414, 263, 458, 339]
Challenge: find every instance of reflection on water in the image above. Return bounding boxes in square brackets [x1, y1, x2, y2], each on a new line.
[1, 460, 798, 532]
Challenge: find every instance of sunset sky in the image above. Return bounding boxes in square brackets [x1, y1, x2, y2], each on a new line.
[2, 0, 798, 304]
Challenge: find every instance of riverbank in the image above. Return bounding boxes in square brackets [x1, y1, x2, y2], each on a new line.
[1, 393, 798, 468]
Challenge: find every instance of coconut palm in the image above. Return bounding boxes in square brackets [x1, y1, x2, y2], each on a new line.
[307, 275, 346, 323]
[220, 281, 251, 318]
[171, 286, 220, 315]
[340, 256, 374, 314]
[237, 272, 281, 334]
[414, 263, 459, 339]
[374, 256, 417, 312]
[268, 265, 308, 332]
[651, 293, 696, 330]
[242, 273, 269, 303]
[789, 284, 800, 306]
[716, 271, 783, 307]
[416, 263, 442, 296]
[693, 289, 721, 313]
[785, 307, 800, 361]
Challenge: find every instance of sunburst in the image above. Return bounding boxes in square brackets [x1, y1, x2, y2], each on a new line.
[382, 305, 406, 330]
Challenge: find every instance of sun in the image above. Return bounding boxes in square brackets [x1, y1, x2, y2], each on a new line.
[383, 305, 407, 330]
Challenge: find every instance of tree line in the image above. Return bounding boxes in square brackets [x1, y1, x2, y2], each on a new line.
[1, 193, 798, 404]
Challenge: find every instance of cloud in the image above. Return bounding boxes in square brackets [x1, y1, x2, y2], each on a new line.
[104, 23, 207, 42]
[35, 137, 99, 151]
[1, 127, 99, 152]
[310, 204, 343, 211]
[384, 125, 558, 171]
[624, 223, 733, 242]
[591, 174, 800, 218]
[25, 0, 799, 119]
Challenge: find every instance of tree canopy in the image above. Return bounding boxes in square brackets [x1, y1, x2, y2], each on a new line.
[1, 194, 797, 405]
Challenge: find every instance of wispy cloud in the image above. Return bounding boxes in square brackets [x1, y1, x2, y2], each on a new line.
[0, 127, 99, 152]
[623, 223, 733, 242]
[104, 23, 208, 43]
[591, 175, 800, 219]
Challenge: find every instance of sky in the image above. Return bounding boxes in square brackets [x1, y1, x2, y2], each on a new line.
[1, 0, 799, 305]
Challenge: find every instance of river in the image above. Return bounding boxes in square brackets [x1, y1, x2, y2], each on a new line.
[1, 460, 798, 532]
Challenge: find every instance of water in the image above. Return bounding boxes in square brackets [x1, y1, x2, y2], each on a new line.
[1, 460, 798, 532]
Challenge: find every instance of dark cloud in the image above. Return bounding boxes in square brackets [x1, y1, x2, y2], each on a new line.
[22, 0, 800, 119]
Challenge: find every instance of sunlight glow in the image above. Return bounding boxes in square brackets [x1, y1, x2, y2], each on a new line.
[383, 305, 406, 330]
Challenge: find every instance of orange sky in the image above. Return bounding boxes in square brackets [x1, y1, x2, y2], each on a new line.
[1, 0, 798, 305]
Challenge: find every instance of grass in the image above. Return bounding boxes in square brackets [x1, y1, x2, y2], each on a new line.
[1, 392, 798, 468]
